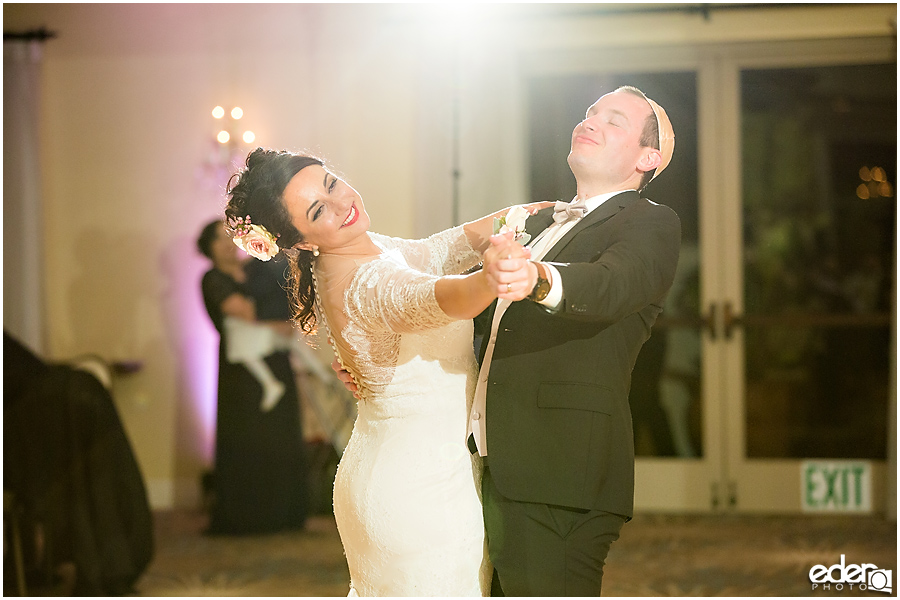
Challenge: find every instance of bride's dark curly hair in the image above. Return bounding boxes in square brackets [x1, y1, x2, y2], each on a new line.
[224, 148, 325, 335]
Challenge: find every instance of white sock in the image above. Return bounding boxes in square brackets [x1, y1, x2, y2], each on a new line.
[244, 359, 285, 412]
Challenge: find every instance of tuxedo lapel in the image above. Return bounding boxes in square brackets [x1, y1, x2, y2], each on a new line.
[476, 300, 498, 365]
[541, 191, 639, 263]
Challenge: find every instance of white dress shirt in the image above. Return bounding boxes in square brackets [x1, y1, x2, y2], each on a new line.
[467, 190, 633, 456]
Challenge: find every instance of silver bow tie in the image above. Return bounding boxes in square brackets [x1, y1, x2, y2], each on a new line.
[553, 198, 589, 225]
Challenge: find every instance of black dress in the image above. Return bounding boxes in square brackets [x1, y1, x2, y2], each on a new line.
[201, 262, 308, 534]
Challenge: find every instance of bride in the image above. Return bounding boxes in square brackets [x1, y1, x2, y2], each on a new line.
[224, 149, 543, 596]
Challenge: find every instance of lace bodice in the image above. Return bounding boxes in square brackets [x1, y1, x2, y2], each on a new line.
[314, 226, 481, 399]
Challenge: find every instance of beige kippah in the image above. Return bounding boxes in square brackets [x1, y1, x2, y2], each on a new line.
[646, 97, 675, 181]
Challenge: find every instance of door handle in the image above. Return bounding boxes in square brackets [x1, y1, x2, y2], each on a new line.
[723, 301, 743, 339]
[700, 302, 719, 339]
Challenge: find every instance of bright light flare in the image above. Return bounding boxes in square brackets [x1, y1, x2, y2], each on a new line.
[418, 2, 486, 42]
[242, 131, 256, 144]
[212, 106, 225, 119]
[231, 107, 243, 120]
[217, 130, 230, 144]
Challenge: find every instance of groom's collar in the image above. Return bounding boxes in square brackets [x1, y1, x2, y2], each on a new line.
[578, 188, 636, 214]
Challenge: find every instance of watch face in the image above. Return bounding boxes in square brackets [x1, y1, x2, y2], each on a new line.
[532, 277, 550, 301]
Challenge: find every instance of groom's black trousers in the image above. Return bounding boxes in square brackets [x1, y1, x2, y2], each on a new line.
[482, 465, 626, 596]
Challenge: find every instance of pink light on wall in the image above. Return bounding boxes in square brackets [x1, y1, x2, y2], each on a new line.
[183, 306, 219, 463]
[161, 237, 220, 466]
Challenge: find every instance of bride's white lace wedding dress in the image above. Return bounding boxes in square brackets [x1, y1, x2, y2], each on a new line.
[313, 226, 490, 597]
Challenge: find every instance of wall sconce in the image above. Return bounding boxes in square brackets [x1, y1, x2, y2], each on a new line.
[212, 105, 256, 147]
[199, 105, 257, 193]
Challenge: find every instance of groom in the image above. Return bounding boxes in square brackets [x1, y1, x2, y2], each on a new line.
[473, 86, 681, 596]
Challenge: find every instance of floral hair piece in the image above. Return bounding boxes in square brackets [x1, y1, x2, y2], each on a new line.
[231, 215, 280, 261]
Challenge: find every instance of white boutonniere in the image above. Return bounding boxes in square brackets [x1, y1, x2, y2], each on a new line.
[493, 205, 531, 245]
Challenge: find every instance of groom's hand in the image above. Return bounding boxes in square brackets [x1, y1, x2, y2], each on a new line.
[483, 233, 533, 301]
[331, 357, 360, 399]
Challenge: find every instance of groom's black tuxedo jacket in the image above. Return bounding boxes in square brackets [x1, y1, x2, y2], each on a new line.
[478, 190, 680, 519]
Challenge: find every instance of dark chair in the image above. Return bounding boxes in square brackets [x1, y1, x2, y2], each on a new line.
[3, 332, 154, 596]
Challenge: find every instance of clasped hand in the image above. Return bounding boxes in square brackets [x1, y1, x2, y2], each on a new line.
[482, 231, 536, 302]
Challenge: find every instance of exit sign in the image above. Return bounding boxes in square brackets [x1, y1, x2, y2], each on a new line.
[802, 461, 872, 513]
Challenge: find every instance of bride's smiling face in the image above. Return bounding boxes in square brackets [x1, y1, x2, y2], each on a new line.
[281, 164, 370, 254]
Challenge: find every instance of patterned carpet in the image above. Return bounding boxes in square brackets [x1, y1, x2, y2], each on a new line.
[132, 509, 897, 597]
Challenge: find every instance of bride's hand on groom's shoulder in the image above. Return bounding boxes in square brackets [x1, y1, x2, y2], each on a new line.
[522, 201, 556, 215]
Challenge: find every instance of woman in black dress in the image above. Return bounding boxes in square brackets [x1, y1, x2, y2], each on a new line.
[197, 220, 308, 534]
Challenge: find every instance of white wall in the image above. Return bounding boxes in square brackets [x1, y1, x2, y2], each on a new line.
[5, 3, 434, 508]
[3, 3, 894, 509]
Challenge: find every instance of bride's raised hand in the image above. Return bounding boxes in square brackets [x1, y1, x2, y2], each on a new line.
[521, 201, 556, 215]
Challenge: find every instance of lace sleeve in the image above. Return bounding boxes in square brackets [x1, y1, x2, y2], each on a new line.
[335, 256, 459, 397]
[370, 225, 481, 277]
[345, 257, 455, 335]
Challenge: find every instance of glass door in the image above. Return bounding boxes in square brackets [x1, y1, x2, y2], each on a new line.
[720, 55, 895, 513]
[524, 38, 895, 514]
